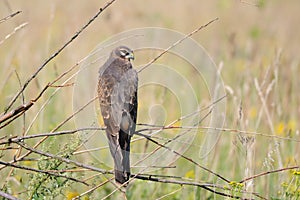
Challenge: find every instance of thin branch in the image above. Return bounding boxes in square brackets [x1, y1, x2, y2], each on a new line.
[0, 146, 19, 150]
[11, 141, 238, 199]
[45, 168, 89, 173]
[155, 186, 182, 200]
[136, 125, 300, 143]
[13, 142, 125, 194]
[0, 191, 20, 200]
[53, 96, 98, 131]
[0, 22, 28, 46]
[3, 0, 116, 113]
[134, 132, 230, 183]
[136, 94, 227, 141]
[0, 160, 88, 186]
[0, 127, 104, 145]
[72, 178, 112, 200]
[0, 96, 99, 171]
[14, 141, 112, 175]
[240, 166, 300, 183]
[0, 84, 48, 128]
[2, 140, 267, 199]
[0, 2, 118, 126]
[0, 10, 21, 24]
[131, 174, 242, 199]
[12, 70, 26, 175]
[138, 17, 219, 73]
[48, 83, 74, 88]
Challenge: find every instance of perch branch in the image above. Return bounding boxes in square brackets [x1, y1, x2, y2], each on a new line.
[0, 127, 104, 145]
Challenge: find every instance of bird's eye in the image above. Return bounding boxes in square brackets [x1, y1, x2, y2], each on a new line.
[119, 49, 129, 57]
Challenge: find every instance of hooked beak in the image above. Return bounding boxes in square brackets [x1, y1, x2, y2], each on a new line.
[125, 52, 134, 61]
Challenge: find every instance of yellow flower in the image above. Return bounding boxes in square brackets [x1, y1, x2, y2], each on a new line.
[66, 191, 79, 200]
[229, 181, 243, 188]
[292, 170, 300, 176]
[275, 121, 285, 136]
[185, 170, 195, 179]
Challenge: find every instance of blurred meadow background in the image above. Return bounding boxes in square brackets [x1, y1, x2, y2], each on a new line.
[0, 0, 300, 199]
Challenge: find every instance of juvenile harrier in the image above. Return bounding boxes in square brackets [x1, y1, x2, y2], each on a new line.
[98, 46, 138, 184]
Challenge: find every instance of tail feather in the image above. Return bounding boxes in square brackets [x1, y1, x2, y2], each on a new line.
[106, 131, 131, 184]
[114, 147, 130, 184]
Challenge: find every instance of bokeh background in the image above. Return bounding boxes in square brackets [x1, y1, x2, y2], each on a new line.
[0, 0, 299, 199]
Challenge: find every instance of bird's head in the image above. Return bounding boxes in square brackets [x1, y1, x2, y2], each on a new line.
[113, 46, 134, 61]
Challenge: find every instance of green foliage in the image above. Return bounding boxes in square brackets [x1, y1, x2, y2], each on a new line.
[27, 136, 81, 199]
[276, 170, 300, 199]
[227, 181, 244, 197]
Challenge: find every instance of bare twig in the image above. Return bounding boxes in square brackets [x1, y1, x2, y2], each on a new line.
[0, 96, 99, 172]
[0, 127, 104, 145]
[240, 166, 300, 183]
[49, 83, 74, 88]
[0, 146, 19, 150]
[8, 137, 237, 198]
[138, 17, 219, 73]
[14, 141, 111, 175]
[0, 160, 88, 186]
[0, 22, 28, 46]
[127, 174, 244, 199]
[0, 83, 50, 128]
[135, 132, 230, 183]
[1, 139, 266, 199]
[3, 0, 116, 113]
[156, 186, 182, 200]
[72, 179, 112, 200]
[136, 124, 300, 143]
[0, 11, 21, 24]
[0, 190, 20, 200]
[11, 70, 26, 178]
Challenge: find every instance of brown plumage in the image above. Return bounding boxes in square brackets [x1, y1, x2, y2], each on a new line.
[98, 46, 138, 184]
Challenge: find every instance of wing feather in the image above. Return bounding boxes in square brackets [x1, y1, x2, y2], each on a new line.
[98, 56, 138, 184]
